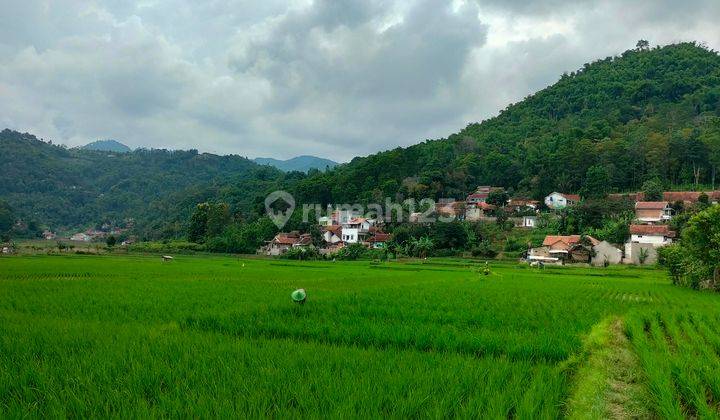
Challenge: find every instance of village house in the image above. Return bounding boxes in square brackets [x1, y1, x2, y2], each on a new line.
[465, 186, 502, 204]
[366, 232, 391, 249]
[265, 232, 313, 256]
[628, 224, 675, 247]
[435, 201, 465, 220]
[465, 202, 495, 221]
[591, 241, 623, 266]
[624, 224, 675, 265]
[43, 230, 56, 240]
[634, 201, 673, 223]
[341, 217, 374, 243]
[322, 225, 343, 244]
[508, 198, 540, 212]
[70, 232, 91, 242]
[544, 192, 580, 210]
[533, 235, 600, 264]
[521, 216, 537, 228]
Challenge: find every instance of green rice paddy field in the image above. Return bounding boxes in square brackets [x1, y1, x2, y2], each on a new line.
[1, 254, 719, 418]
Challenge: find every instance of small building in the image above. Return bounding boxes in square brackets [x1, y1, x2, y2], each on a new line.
[435, 201, 465, 220]
[466, 186, 503, 205]
[634, 201, 672, 223]
[322, 225, 343, 244]
[522, 216, 536, 228]
[539, 235, 599, 263]
[508, 198, 540, 212]
[266, 231, 310, 256]
[544, 192, 580, 210]
[366, 232, 391, 249]
[591, 241, 623, 266]
[628, 224, 675, 247]
[43, 230, 56, 240]
[341, 218, 374, 243]
[70, 232, 91, 242]
[526, 246, 561, 264]
[465, 202, 495, 221]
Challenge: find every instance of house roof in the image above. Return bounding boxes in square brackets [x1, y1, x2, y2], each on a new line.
[466, 193, 489, 200]
[635, 201, 670, 210]
[662, 191, 720, 202]
[562, 193, 581, 201]
[323, 225, 342, 235]
[347, 217, 368, 224]
[435, 201, 465, 215]
[542, 235, 599, 249]
[509, 199, 539, 206]
[630, 224, 676, 237]
[612, 191, 720, 203]
[367, 232, 391, 243]
[272, 234, 299, 245]
[296, 233, 313, 246]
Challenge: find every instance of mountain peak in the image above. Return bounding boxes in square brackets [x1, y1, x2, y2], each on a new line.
[253, 155, 339, 172]
[82, 139, 131, 153]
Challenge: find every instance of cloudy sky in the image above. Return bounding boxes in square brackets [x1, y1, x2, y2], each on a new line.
[1, 1, 719, 161]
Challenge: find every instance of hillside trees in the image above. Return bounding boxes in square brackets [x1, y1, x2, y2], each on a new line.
[660, 205, 720, 290]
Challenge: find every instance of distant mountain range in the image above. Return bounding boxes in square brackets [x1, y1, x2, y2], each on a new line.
[253, 155, 339, 172]
[82, 140, 131, 153]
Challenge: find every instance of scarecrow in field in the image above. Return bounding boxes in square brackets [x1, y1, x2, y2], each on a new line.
[483, 261, 490, 276]
[291, 288, 307, 305]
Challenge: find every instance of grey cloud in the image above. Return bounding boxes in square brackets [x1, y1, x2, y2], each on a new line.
[0, 0, 719, 161]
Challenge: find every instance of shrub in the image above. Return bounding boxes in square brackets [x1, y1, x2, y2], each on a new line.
[280, 246, 320, 260]
[471, 241, 497, 258]
[335, 243, 367, 261]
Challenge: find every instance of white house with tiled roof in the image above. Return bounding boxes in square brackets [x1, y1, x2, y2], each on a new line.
[544, 192, 580, 210]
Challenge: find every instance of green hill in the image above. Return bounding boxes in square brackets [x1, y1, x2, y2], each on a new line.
[0, 129, 285, 237]
[289, 42, 720, 205]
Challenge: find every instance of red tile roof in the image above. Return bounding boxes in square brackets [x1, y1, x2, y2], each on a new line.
[562, 193, 581, 201]
[272, 234, 299, 245]
[367, 233, 391, 243]
[542, 235, 599, 249]
[630, 224, 675, 237]
[323, 225, 342, 235]
[635, 201, 669, 210]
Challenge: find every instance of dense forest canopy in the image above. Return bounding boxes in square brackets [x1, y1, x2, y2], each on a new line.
[0, 129, 289, 237]
[2, 42, 720, 238]
[289, 42, 720, 205]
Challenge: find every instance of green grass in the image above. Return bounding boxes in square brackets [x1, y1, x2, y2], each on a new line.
[0, 254, 719, 417]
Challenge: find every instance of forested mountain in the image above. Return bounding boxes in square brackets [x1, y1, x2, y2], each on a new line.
[0, 129, 287, 237]
[288, 43, 720, 205]
[254, 155, 339, 172]
[81, 140, 132, 153]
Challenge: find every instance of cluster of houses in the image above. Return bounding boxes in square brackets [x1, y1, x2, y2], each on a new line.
[264, 210, 391, 256]
[529, 190, 720, 265]
[263, 185, 719, 263]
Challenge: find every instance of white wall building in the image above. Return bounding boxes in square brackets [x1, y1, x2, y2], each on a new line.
[544, 192, 580, 210]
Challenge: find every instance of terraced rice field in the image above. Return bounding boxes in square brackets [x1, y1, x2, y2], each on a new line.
[0, 254, 718, 417]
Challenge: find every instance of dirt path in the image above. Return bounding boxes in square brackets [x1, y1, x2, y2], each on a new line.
[566, 317, 652, 419]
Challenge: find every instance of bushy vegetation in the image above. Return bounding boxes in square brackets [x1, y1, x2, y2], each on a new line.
[1, 255, 719, 417]
[659, 204, 720, 289]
